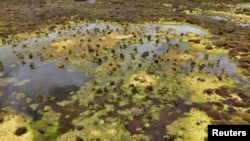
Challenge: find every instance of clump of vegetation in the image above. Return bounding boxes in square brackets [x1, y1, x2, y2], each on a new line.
[30, 106, 61, 141]
[58, 104, 131, 141]
[165, 108, 211, 141]
[181, 70, 236, 104]
[183, 34, 229, 55]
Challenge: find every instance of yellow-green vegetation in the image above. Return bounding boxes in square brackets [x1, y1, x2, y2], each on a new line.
[15, 92, 26, 100]
[0, 108, 33, 141]
[183, 8, 203, 15]
[31, 106, 61, 141]
[165, 108, 211, 141]
[132, 93, 147, 103]
[164, 48, 196, 61]
[0, 77, 15, 87]
[56, 100, 72, 107]
[72, 104, 115, 127]
[71, 87, 96, 107]
[59, 120, 131, 141]
[124, 71, 159, 87]
[48, 26, 138, 72]
[13, 79, 31, 86]
[46, 34, 116, 60]
[29, 103, 39, 111]
[181, 70, 235, 104]
[182, 33, 228, 55]
[147, 105, 165, 121]
[117, 109, 134, 120]
[131, 134, 151, 141]
[162, 3, 172, 8]
[107, 32, 133, 40]
[59, 104, 131, 141]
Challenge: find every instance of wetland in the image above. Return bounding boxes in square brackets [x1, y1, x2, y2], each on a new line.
[0, 0, 250, 141]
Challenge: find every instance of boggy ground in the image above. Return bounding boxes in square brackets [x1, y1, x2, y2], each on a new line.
[0, 0, 250, 141]
[1, 0, 250, 77]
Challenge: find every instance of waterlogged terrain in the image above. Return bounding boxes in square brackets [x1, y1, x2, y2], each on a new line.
[0, 0, 250, 141]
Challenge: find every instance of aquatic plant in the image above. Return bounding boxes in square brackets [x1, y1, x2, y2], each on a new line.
[141, 51, 149, 59]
